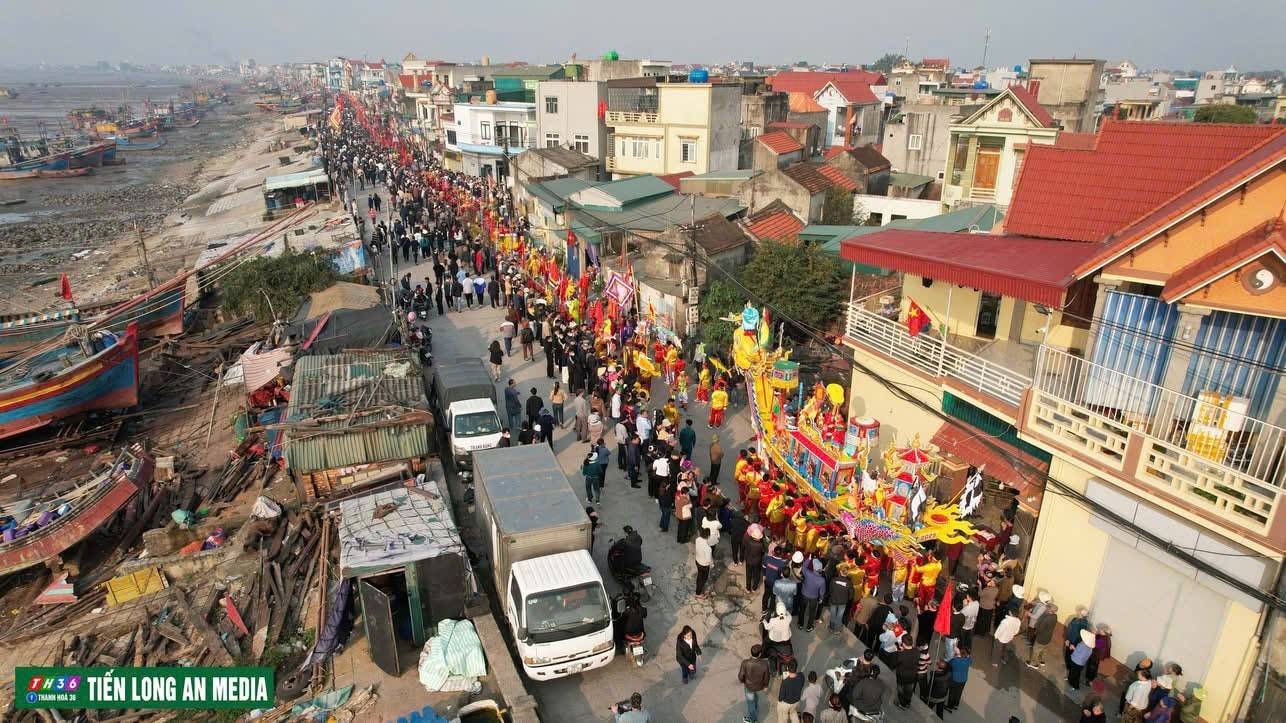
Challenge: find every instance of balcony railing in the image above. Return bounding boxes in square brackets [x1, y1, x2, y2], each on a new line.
[605, 156, 618, 171]
[605, 110, 660, 125]
[843, 302, 1031, 407]
[1030, 345, 1285, 534]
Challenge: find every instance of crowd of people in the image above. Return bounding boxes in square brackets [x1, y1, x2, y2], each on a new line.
[316, 95, 1206, 723]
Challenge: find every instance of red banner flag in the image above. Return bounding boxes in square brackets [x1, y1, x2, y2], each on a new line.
[906, 299, 932, 337]
[933, 580, 954, 636]
[59, 273, 73, 301]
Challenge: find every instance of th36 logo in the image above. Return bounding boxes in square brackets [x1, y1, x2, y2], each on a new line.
[26, 675, 82, 692]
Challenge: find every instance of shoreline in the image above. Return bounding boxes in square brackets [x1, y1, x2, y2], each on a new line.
[0, 96, 279, 311]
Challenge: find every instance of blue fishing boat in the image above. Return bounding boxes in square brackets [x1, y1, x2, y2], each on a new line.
[0, 323, 140, 440]
[110, 135, 167, 151]
[0, 284, 184, 356]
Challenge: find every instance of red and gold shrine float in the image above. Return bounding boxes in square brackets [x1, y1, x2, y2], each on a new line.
[732, 305, 976, 564]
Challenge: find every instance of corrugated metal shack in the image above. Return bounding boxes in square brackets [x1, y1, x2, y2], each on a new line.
[283, 350, 433, 499]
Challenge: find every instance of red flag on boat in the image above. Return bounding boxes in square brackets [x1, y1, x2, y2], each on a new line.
[59, 273, 73, 301]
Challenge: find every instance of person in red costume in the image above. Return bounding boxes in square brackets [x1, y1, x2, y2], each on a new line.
[862, 547, 883, 596]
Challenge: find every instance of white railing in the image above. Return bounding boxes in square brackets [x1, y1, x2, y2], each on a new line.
[843, 302, 1031, 407]
[1034, 345, 1286, 490]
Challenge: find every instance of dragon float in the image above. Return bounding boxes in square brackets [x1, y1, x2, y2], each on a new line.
[731, 304, 975, 564]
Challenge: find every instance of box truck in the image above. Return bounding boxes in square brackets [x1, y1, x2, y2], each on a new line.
[473, 445, 614, 680]
[429, 358, 502, 479]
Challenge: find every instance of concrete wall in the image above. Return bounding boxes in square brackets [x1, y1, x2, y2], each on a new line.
[708, 85, 743, 172]
[536, 81, 607, 168]
[882, 103, 956, 183]
[1028, 59, 1105, 132]
[741, 92, 789, 136]
[854, 195, 940, 225]
[752, 144, 802, 172]
[736, 170, 822, 222]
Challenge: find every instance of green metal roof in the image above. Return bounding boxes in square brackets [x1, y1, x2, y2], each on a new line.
[570, 193, 743, 242]
[525, 178, 600, 211]
[889, 172, 934, 189]
[584, 175, 676, 208]
[284, 350, 431, 472]
[811, 204, 1004, 274]
[491, 65, 566, 79]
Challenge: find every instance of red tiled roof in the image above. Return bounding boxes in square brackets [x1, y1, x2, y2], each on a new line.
[1006, 120, 1285, 243]
[756, 131, 804, 155]
[931, 420, 1048, 493]
[1054, 132, 1097, 149]
[1076, 131, 1286, 275]
[1161, 219, 1285, 303]
[920, 58, 951, 70]
[768, 70, 884, 95]
[820, 79, 880, 105]
[839, 230, 1103, 306]
[398, 73, 427, 90]
[823, 146, 847, 160]
[656, 171, 694, 190]
[788, 93, 827, 114]
[816, 164, 859, 191]
[748, 211, 805, 243]
[781, 163, 834, 194]
[1006, 85, 1055, 128]
[768, 121, 814, 130]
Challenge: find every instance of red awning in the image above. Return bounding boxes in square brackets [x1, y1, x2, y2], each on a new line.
[931, 420, 1048, 495]
[839, 229, 1103, 307]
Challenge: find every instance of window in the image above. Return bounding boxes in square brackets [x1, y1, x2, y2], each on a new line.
[545, 96, 559, 114]
[908, 134, 923, 151]
[480, 121, 491, 141]
[545, 133, 560, 148]
[573, 134, 590, 153]
[629, 137, 648, 159]
[680, 138, 697, 163]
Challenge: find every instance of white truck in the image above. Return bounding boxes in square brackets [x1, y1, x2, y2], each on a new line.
[472, 445, 615, 680]
[430, 358, 502, 480]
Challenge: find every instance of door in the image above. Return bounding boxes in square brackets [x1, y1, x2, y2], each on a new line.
[976, 293, 1002, 338]
[359, 579, 400, 675]
[972, 150, 1001, 193]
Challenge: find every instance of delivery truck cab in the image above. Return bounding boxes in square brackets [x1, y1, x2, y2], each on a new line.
[473, 446, 614, 680]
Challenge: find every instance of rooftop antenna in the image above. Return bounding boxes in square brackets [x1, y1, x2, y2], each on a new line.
[903, 36, 910, 61]
[981, 28, 992, 69]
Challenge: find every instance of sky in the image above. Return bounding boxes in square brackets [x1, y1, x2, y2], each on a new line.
[0, 0, 1282, 72]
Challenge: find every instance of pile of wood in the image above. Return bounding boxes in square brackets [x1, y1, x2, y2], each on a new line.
[243, 507, 332, 668]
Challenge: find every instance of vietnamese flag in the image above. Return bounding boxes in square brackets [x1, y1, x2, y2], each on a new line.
[906, 299, 932, 337]
[933, 578, 954, 636]
[59, 273, 73, 301]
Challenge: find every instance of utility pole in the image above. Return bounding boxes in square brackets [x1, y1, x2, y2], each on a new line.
[981, 28, 992, 70]
[686, 195, 699, 340]
[133, 221, 157, 289]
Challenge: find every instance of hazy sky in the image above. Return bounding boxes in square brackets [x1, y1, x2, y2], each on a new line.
[1, 0, 1281, 72]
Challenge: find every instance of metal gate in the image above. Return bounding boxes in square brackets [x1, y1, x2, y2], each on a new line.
[359, 579, 400, 676]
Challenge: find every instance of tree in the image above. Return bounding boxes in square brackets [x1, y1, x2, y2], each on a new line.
[869, 53, 902, 75]
[697, 279, 742, 351]
[822, 186, 855, 224]
[219, 250, 340, 322]
[1193, 104, 1258, 124]
[737, 240, 848, 337]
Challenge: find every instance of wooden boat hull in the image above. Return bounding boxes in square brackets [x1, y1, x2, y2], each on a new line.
[0, 166, 87, 181]
[112, 136, 167, 151]
[69, 142, 112, 168]
[0, 323, 140, 439]
[0, 447, 154, 577]
[0, 286, 183, 355]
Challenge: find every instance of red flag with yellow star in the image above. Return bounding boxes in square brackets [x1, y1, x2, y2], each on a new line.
[906, 299, 932, 337]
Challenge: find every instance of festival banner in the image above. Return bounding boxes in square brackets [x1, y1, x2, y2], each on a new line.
[15, 667, 274, 710]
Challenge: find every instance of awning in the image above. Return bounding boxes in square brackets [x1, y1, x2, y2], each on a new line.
[839, 229, 1102, 307]
[931, 419, 1049, 495]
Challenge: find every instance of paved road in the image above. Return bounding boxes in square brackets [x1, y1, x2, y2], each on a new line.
[412, 295, 1087, 723]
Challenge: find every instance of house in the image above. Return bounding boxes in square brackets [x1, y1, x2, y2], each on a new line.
[679, 169, 761, 198]
[512, 146, 599, 188]
[745, 201, 805, 244]
[765, 121, 820, 157]
[582, 57, 672, 82]
[1027, 58, 1106, 132]
[888, 57, 952, 103]
[823, 144, 892, 195]
[646, 213, 754, 336]
[767, 70, 883, 147]
[536, 80, 608, 171]
[882, 103, 960, 192]
[740, 90, 789, 139]
[1103, 78, 1175, 120]
[1195, 66, 1241, 105]
[735, 162, 836, 223]
[941, 85, 1059, 212]
[752, 131, 805, 172]
[835, 121, 1286, 723]
[444, 98, 536, 181]
[604, 79, 741, 178]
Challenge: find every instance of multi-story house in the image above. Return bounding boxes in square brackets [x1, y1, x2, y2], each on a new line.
[888, 57, 952, 103]
[443, 98, 536, 182]
[535, 80, 608, 172]
[767, 70, 884, 148]
[835, 121, 1286, 723]
[604, 79, 741, 179]
[1027, 58, 1106, 132]
[940, 85, 1059, 212]
[1103, 78, 1175, 121]
[581, 57, 672, 82]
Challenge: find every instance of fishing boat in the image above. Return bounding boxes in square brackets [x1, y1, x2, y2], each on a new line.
[67, 107, 110, 131]
[1, 130, 73, 173]
[0, 445, 154, 577]
[110, 135, 167, 151]
[68, 141, 114, 169]
[0, 284, 184, 355]
[0, 167, 92, 181]
[95, 118, 158, 139]
[0, 323, 140, 440]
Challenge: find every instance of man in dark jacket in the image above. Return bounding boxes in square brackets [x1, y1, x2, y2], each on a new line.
[743, 530, 766, 593]
[504, 380, 522, 433]
[894, 634, 920, 709]
[526, 387, 543, 425]
[738, 645, 770, 723]
[625, 434, 642, 488]
[799, 559, 827, 632]
[761, 548, 787, 612]
[728, 509, 749, 565]
[826, 570, 853, 633]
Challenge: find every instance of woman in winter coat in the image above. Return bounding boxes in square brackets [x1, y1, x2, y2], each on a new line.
[675, 625, 702, 684]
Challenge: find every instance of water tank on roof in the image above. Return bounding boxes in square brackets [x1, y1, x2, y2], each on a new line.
[1013, 65, 1023, 73]
[689, 68, 709, 83]
[972, 79, 989, 89]
[604, 50, 620, 61]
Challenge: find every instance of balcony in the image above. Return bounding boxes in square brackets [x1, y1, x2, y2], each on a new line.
[605, 110, 660, 125]
[842, 302, 1033, 408]
[605, 156, 618, 171]
[1030, 345, 1286, 538]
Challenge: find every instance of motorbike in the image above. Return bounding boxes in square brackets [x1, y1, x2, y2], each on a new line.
[607, 538, 654, 603]
[611, 589, 647, 667]
[623, 631, 646, 667]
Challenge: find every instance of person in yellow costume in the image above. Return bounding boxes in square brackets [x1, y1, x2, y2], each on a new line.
[663, 345, 680, 385]
[891, 562, 909, 602]
[787, 508, 807, 548]
[915, 553, 942, 608]
[566, 297, 581, 324]
[696, 366, 712, 403]
[839, 557, 866, 594]
[765, 493, 787, 532]
[709, 384, 729, 429]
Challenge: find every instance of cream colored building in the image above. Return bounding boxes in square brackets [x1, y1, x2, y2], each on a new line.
[941, 86, 1059, 212]
[604, 82, 741, 178]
